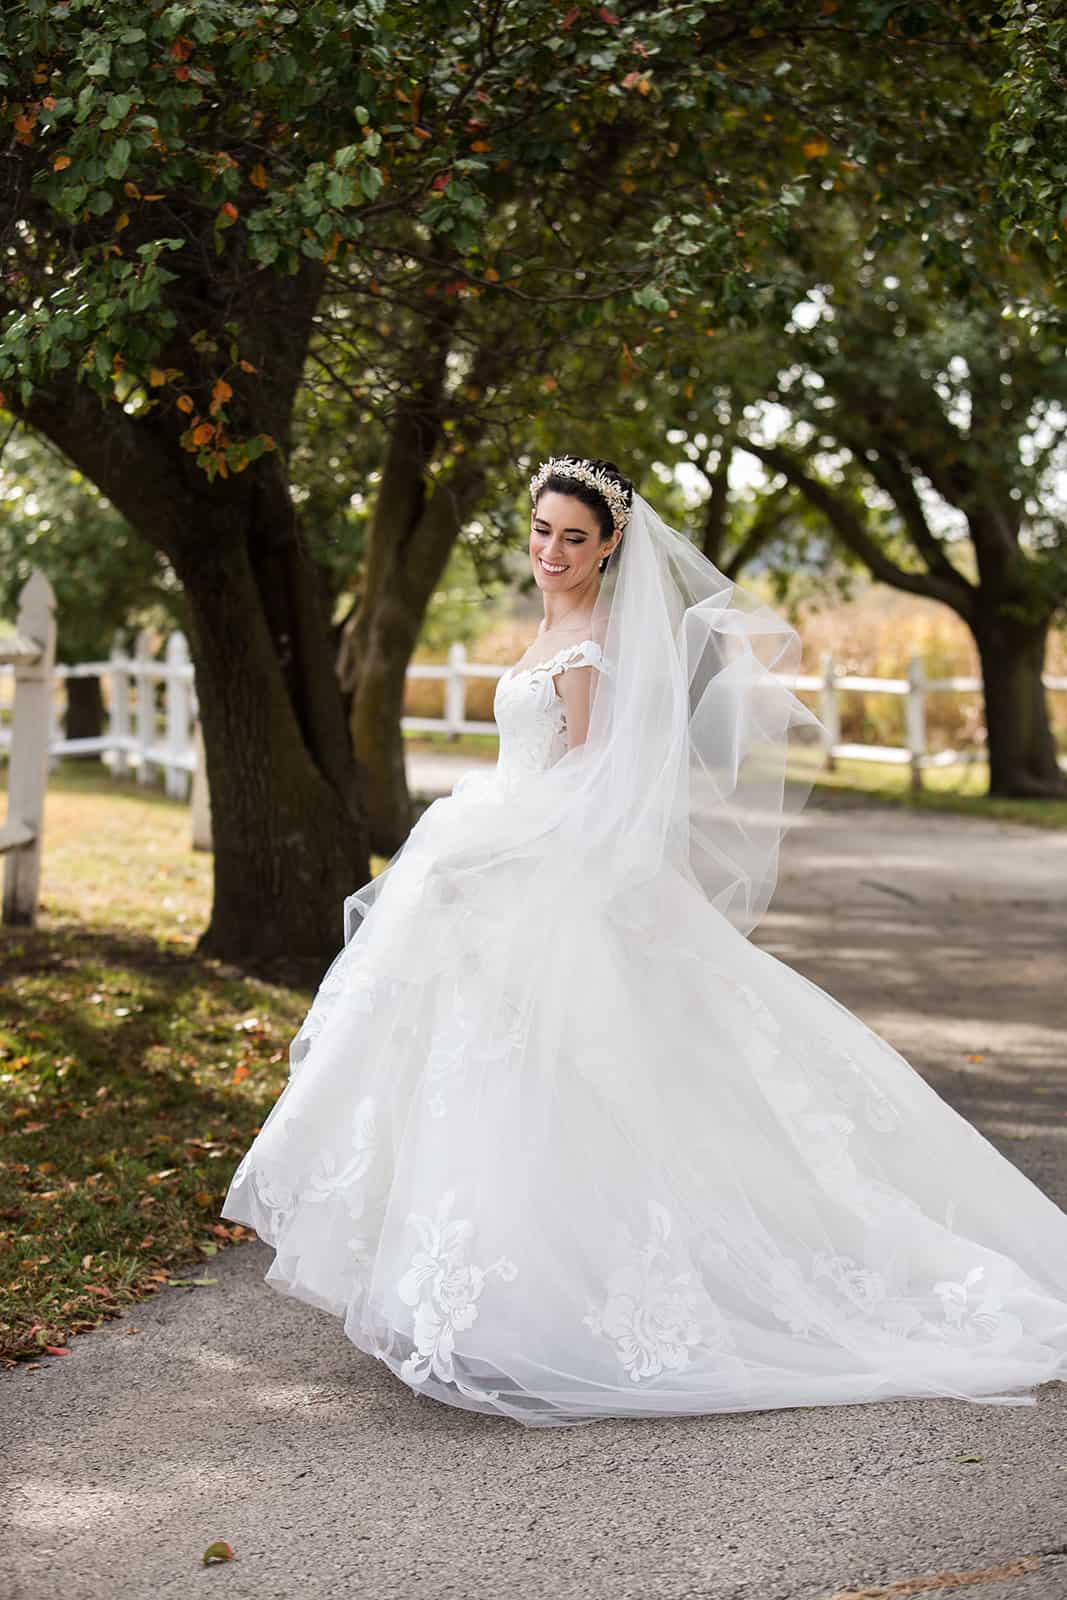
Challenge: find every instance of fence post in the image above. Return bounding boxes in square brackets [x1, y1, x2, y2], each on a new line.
[906, 654, 927, 793]
[164, 631, 192, 799]
[445, 641, 467, 738]
[47, 667, 62, 773]
[109, 636, 131, 777]
[819, 651, 839, 770]
[134, 628, 153, 785]
[1, 572, 56, 926]
[190, 720, 212, 851]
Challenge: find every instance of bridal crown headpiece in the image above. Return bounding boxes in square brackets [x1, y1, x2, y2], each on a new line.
[529, 456, 631, 535]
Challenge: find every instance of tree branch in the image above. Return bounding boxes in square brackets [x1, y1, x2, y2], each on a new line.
[741, 440, 973, 615]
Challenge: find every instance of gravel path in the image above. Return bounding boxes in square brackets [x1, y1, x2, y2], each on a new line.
[3, 791, 1066, 1600]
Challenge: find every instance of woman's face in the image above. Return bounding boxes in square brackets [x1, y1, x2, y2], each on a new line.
[530, 491, 615, 592]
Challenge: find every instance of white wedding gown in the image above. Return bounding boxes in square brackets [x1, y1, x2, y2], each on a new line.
[222, 638, 1067, 1426]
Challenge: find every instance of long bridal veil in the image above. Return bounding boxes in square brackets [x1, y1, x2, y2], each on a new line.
[339, 490, 822, 945]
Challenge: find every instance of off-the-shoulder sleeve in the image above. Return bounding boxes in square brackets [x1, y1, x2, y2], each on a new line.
[550, 639, 607, 678]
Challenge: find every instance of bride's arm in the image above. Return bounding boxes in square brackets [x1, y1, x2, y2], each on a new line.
[555, 664, 597, 750]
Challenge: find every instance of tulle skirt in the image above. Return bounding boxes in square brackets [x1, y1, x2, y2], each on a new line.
[221, 775, 1067, 1426]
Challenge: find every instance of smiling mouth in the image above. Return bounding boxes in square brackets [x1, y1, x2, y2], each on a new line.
[538, 558, 568, 574]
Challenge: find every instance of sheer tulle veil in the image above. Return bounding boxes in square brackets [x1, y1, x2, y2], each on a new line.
[336, 484, 824, 960]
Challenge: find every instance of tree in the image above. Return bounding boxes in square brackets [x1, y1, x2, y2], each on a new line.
[733, 268, 1067, 796]
[0, 0, 1013, 958]
[0, 426, 178, 739]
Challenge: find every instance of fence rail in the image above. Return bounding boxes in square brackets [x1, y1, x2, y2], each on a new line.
[2, 634, 1066, 798]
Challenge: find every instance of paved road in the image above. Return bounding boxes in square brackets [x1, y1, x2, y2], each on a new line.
[4, 793, 1067, 1600]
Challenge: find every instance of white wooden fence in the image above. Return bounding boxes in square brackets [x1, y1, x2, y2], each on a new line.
[3, 635, 1067, 800]
[0, 572, 56, 924]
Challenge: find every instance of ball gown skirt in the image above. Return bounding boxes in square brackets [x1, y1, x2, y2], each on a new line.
[221, 640, 1067, 1427]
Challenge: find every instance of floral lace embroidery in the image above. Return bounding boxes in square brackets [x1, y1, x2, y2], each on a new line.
[397, 1191, 518, 1390]
[933, 1265, 1024, 1350]
[304, 1096, 377, 1216]
[585, 1201, 731, 1382]
[768, 1249, 1025, 1351]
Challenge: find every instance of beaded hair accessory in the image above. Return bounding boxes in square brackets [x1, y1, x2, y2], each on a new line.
[529, 456, 632, 535]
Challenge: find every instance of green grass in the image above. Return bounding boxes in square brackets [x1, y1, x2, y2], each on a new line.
[0, 761, 308, 1366]
[792, 747, 1067, 829]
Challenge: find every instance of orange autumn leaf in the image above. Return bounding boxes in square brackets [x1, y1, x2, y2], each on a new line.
[191, 422, 215, 446]
[232, 1063, 250, 1084]
[52, 153, 72, 171]
[148, 369, 167, 387]
[470, 140, 492, 153]
[803, 138, 829, 159]
[210, 378, 233, 413]
[239, 358, 257, 373]
[176, 394, 195, 414]
[483, 267, 500, 282]
[115, 212, 130, 231]
[124, 180, 141, 199]
[249, 163, 268, 189]
[170, 36, 194, 61]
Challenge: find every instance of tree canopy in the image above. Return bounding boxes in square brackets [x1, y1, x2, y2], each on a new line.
[2, 0, 1064, 960]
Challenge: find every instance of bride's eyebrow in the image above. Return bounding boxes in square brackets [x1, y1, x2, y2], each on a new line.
[533, 516, 591, 535]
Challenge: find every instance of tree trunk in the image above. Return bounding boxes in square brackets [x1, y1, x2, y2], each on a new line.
[348, 590, 424, 856]
[169, 502, 368, 972]
[64, 673, 104, 744]
[344, 458, 488, 856]
[972, 611, 1066, 798]
[20, 266, 367, 971]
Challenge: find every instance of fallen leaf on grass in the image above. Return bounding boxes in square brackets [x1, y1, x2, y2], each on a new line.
[202, 1541, 235, 1566]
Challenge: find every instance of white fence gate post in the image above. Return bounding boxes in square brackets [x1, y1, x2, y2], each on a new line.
[134, 628, 153, 784]
[47, 666, 62, 773]
[1, 572, 57, 926]
[906, 654, 927, 794]
[165, 631, 192, 799]
[819, 651, 839, 770]
[445, 641, 467, 738]
[190, 720, 212, 851]
[109, 636, 131, 777]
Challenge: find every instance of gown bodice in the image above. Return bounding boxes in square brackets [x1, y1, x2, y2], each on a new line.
[491, 638, 605, 784]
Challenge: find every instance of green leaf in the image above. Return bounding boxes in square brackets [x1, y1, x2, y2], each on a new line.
[359, 165, 384, 200]
[106, 139, 131, 181]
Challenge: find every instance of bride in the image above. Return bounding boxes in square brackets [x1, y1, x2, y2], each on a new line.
[222, 455, 1067, 1427]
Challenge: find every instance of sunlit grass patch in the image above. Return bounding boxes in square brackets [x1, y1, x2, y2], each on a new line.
[0, 762, 309, 1364]
[789, 746, 1067, 829]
